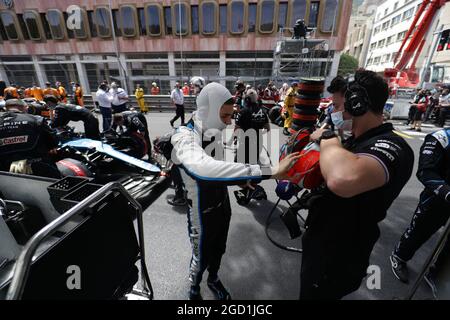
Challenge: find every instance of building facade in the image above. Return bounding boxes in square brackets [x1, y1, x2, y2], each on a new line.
[0, 0, 351, 95]
[344, 0, 384, 67]
[364, 0, 438, 78]
[428, 2, 450, 84]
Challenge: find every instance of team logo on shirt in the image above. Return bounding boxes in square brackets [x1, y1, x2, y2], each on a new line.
[0, 135, 28, 146]
[375, 143, 391, 150]
[432, 130, 449, 149]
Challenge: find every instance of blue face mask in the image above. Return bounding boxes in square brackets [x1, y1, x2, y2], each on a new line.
[331, 111, 353, 131]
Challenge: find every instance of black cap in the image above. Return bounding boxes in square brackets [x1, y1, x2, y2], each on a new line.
[5, 99, 27, 108]
[43, 95, 58, 104]
[327, 76, 347, 94]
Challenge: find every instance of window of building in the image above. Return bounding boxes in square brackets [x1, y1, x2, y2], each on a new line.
[173, 2, 189, 35]
[309, 1, 320, 28]
[73, 8, 89, 39]
[391, 14, 401, 27]
[402, 8, 414, 21]
[378, 39, 385, 47]
[367, 58, 373, 65]
[248, 3, 257, 33]
[192, 5, 199, 34]
[278, 1, 288, 31]
[38, 13, 52, 39]
[112, 9, 122, 37]
[138, 8, 146, 36]
[87, 11, 98, 37]
[94, 7, 112, 38]
[437, 29, 449, 51]
[0, 11, 20, 40]
[230, 1, 246, 34]
[200, 2, 217, 35]
[4, 64, 37, 88]
[259, 0, 275, 33]
[43, 63, 78, 91]
[373, 26, 380, 35]
[397, 31, 406, 41]
[386, 35, 393, 45]
[18, 14, 32, 40]
[321, 0, 339, 33]
[46, 9, 66, 40]
[394, 2, 399, 11]
[145, 4, 163, 36]
[0, 15, 8, 40]
[62, 11, 75, 39]
[22, 10, 42, 40]
[290, 0, 306, 27]
[119, 5, 137, 37]
[370, 42, 376, 50]
[374, 56, 381, 64]
[164, 7, 172, 35]
[384, 8, 388, 16]
[382, 21, 390, 30]
[219, 4, 227, 33]
[84, 61, 120, 94]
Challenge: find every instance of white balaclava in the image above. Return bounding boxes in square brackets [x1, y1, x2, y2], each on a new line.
[193, 82, 233, 137]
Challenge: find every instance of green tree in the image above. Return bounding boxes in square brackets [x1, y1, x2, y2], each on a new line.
[338, 54, 359, 77]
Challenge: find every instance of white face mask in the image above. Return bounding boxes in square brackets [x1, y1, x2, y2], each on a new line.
[331, 111, 353, 131]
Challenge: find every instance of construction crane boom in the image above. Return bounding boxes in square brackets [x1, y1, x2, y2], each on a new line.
[384, 0, 448, 89]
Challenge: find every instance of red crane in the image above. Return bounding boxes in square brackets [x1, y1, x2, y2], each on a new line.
[384, 0, 448, 91]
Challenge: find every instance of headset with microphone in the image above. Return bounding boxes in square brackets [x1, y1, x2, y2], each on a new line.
[344, 75, 373, 117]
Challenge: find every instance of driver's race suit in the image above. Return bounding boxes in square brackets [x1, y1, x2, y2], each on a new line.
[394, 128, 450, 267]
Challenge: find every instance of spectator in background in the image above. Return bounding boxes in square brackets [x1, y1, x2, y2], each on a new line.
[233, 80, 246, 114]
[74, 83, 84, 107]
[279, 83, 290, 102]
[96, 83, 114, 131]
[170, 82, 185, 127]
[135, 84, 148, 114]
[182, 82, 190, 96]
[425, 86, 442, 122]
[24, 86, 33, 98]
[56, 81, 67, 103]
[110, 82, 129, 113]
[151, 82, 160, 95]
[283, 81, 299, 136]
[17, 87, 25, 99]
[437, 88, 450, 127]
[406, 89, 423, 126]
[410, 90, 429, 132]
[30, 84, 44, 102]
[3, 84, 19, 100]
[43, 82, 60, 101]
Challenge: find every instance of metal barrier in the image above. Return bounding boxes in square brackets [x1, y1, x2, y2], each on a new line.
[6, 182, 152, 300]
[82, 95, 198, 112]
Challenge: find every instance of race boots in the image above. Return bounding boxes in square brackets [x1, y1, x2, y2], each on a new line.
[234, 185, 267, 206]
[189, 285, 203, 300]
[168, 191, 188, 206]
[390, 253, 410, 284]
[207, 276, 232, 300]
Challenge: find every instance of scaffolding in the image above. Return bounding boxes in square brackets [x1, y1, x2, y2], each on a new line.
[272, 28, 335, 86]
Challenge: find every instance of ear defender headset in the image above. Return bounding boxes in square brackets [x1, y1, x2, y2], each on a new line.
[344, 74, 373, 117]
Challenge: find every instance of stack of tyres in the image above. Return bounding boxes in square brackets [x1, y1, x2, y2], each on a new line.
[291, 78, 325, 134]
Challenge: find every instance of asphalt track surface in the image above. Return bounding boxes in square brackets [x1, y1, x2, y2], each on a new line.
[71, 111, 445, 300]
